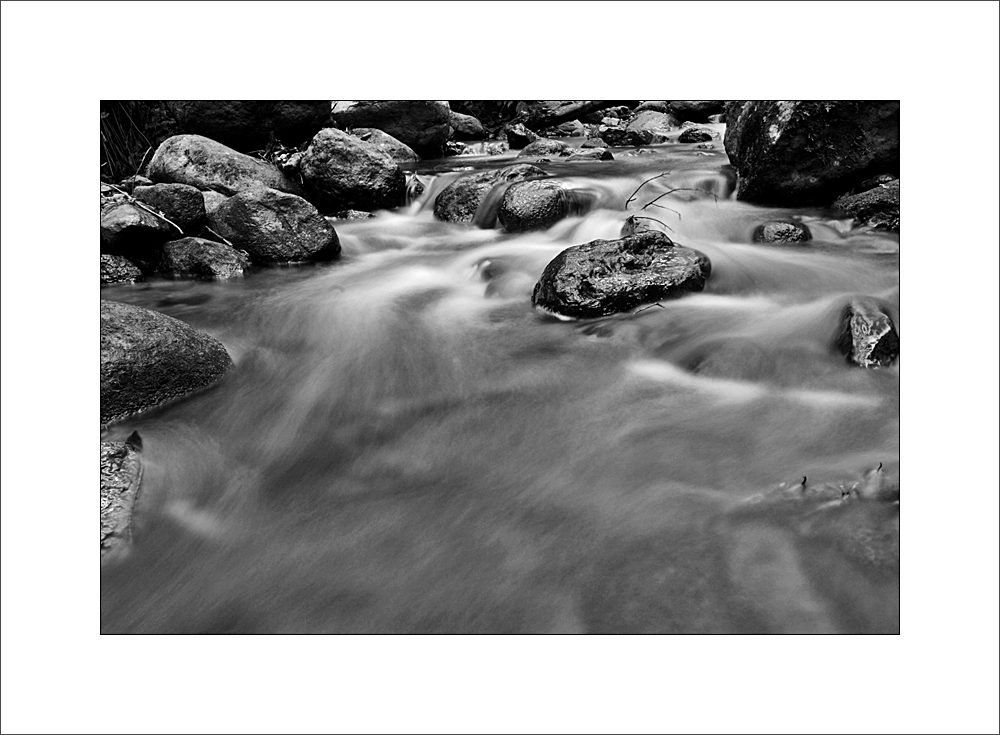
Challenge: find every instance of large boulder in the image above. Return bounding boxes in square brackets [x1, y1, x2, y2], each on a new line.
[133, 182, 206, 234]
[299, 127, 405, 212]
[166, 101, 330, 151]
[724, 101, 900, 205]
[448, 110, 485, 140]
[208, 187, 340, 264]
[497, 180, 572, 232]
[331, 100, 451, 157]
[351, 128, 419, 163]
[100, 201, 176, 258]
[667, 101, 726, 122]
[100, 254, 143, 286]
[833, 178, 900, 232]
[532, 230, 711, 319]
[157, 237, 251, 279]
[101, 300, 233, 426]
[516, 101, 610, 129]
[621, 111, 675, 145]
[433, 163, 546, 225]
[835, 297, 899, 368]
[147, 134, 305, 197]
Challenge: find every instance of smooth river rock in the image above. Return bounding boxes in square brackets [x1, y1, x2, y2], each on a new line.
[433, 164, 546, 225]
[133, 182, 206, 234]
[497, 180, 572, 233]
[300, 127, 405, 212]
[157, 237, 251, 279]
[753, 221, 811, 243]
[331, 100, 451, 157]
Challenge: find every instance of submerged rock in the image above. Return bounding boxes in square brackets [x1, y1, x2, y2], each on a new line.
[835, 296, 899, 368]
[101, 300, 233, 426]
[833, 179, 900, 232]
[158, 237, 251, 279]
[497, 180, 572, 232]
[101, 435, 143, 558]
[101, 254, 143, 285]
[532, 230, 712, 319]
[517, 138, 572, 158]
[299, 127, 405, 212]
[350, 127, 420, 163]
[331, 100, 451, 157]
[433, 164, 546, 225]
[753, 220, 811, 243]
[133, 182, 206, 234]
[678, 127, 714, 143]
[167, 100, 330, 151]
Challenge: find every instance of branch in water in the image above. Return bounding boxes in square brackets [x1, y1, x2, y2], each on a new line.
[641, 186, 718, 212]
[646, 202, 682, 220]
[624, 171, 670, 210]
[631, 302, 664, 316]
[630, 215, 673, 233]
[102, 183, 185, 235]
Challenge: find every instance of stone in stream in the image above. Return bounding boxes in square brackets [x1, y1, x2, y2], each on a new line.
[101, 254, 143, 286]
[157, 237, 251, 280]
[350, 127, 420, 163]
[497, 180, 573, 233]
[147, 134, 306, 197]
[166, 101, 330, 151]
[504, 122, 539, 149]
[299, 127, 405, 212]
[566, 148, 614, 162]
[331, 100, 452, 157]
[581, 137, 608, 149]
[433, 163, 546, 225]
[621, 111, 675, 145]
[532, 230, 712, 319]
[100, 201, 176, 258]
[101, 300, 233, 427]
[667, 100, 726, 122]
[208, 187, 340, 264]
[541, 119, 587, 138]
[835, 296, 899, 368]
[448, 110, 485, 141]
[724, 101, 899, 205]
[101, 432, 144, 559]
[678, 127, 714, 143]
[833, 178, 900, 232]
[753, 220, 811, 244]
[517, 138, 572, 158]
[133, 182, 207, 234]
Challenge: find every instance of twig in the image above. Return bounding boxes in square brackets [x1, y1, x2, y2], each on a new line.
[625, 172, 670, 209]
[631, 302, 664, 316]
[646, 202, 683, 220]
[134, 146, 153, 177]
[630, 215, 673, 233]
[204, 226, 235, 249]
[641, 186, 718, 212]
[103, 183, 184, 235]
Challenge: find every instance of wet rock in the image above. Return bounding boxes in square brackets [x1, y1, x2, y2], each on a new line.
[541, 120, 586, 137]
[101, 437, 143, 557]
[299, 127, 405, 212]
[635, 100, 672, 114]
[208, 186, 340, 264]
[581, 137, 609, 148]
[516, 101, 608, 130]
[443, 140, 466, 156]
[835, 296, 899, 368]
[147, 134, 305, 197]
[497, 180, 572, 233]
[532, 230, 712, 319]
[167, 101, 330, 151]
[517, 138, 572, 158]
[597, 120, 630, 147]
[621, 110, 675, 145]
[133, 182, 206, 234]
[505, 122, 539, 149]
[433, 163, 546, 225]
[833, 179, 900, 232]
[100, 201, 176, 257]
[331, 100, 451, 157]
[327, 210, 376, 221]
[351, 127, 419, 163]
[406, 173, 425, 203]
[157, 237, 251, 279]
[566, 148, 614, 161]
[448, 110, 485, 141]
[101, 300, 233, 426]
[724, 101, 900, 205]
[101, 254, 143, 286]
[667, 100, 726, 122]
[753, 221, 811, 243]
[678, 127, 714, 143]
[459, 141, 510, 157]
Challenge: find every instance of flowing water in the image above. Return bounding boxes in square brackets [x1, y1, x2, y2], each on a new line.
[100, 128, 900, 634]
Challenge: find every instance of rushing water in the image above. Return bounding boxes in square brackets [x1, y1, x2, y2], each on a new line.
[101, 127, 900, 634]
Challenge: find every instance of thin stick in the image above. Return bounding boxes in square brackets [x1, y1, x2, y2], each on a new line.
[646, 202, 683, 220]
[204, 226, 235, 249]
[624, 172, 670, 209]
[629, 215, 673, 233]
[103, 183, 184, 235]
[641, 186, 718, 211]
[631, 302, 664, 316]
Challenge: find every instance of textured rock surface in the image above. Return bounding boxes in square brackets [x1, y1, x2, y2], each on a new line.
[133, 182, 206, 234]
[100, 202, 176, 257]
[167, 100, 330, 151]
[331, 100, 451, 157]
[566, 148, 614, 161]
[678, 127, 714, 143]
[517, 138, 572, 158]
[835, 297, 899, 368]
[158, 237, 251, 279]
[300, 127, 405, 212]
[101, 254, 143, 285]
[833, 179, 900, 232]
[101, 437, 143, 558]
[433, 164, 546, 224]
[351, 128, 420, 163]
[620, 111, 675, 145]
[498, 180, 571, 232]
[448, 110, 485, 140]
[753, 221, 811, 243]
[505, 122, 539, 149]
[532, 230, 711, 319]
[101, 300, 233, 426]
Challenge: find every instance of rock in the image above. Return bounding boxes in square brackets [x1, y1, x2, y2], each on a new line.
[542, 120, 586, 137]
[133, 183, 206, 234]
[517, 138, 572, 158]
[597, 121, 630, 147]
[351, 127, 419, 163]
[459, 141, 510, 157]
[433, 164, 546, 224]
[157, 237, 251, 279]
[667, 101, 726, 122]
[202, 190, 229, 217]
[448, 110, 485, 140]
[147, 134, 305, 197]
[497, 180, 572, 232]
[406, 173, 425, 203]
[273, 150, 304, 177]
[621, 110, 675, 145]
[635, 101, 672, 114]
[327, 210, 376, 221]
[119, 174, 153, 193]
[505, 122, 539, 149]
[443, 140, 466, 156]
[516, 101, 608, 129]
[753, 221, 811, 243]
[167, 101, 330, 151]
[566, 148, 614, 161]
[101, 438, 143, 557]
[101, 254, 143, 285]
[299, 127, 405, 212]
[581, 137, 608, 148]
[331, 100, 451, 157]
[835, 296, 899, 368]
[678, 127, 714, 143]
[833, 179, 900, 232]
[724, 101, 900, 205]
[532, 230, 711, 319]
[100, 202, 176, 257]
[101, 300, 233, 426]
[208, 187, 340, 264]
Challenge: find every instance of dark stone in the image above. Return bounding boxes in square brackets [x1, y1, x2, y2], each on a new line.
[516, 101, 609, 129]
[541, 120, 586, 137]
[147, 134, 305, 197]
[833, 179, 900, 232]
[597, 121, 630, 147]
[581, 137, 608, 148]
[678, 127, 714, 143]
[566, 148, 614, 161]
[835, 296, 899, 368]
[443, 140, 466, 156]
[209, 187, 340, 264]
[448, 110, 485, 140]
[497, 180, 572, 232]
[753, 221, 811, 243]
[101, 439, 143, 558]
[327, 210, 376, 221]
[351, 127, 419, 163]
[101, 300, 233, 426]
[505, 122, 539, 149]
[101, 254, 143, 285]
[621, 111, 676, 145]
[331, 100, 451, 157]
[158, 237, 251, 279]
[635, 100, 671, 114]
[667, 100, 726, 122]
[100, 202, 175, 257]
[532, 230, 711, 319]
[457, 141, 510, 157]
[119, 175, 153, 193]
[724, 101, 900, 205]
[299, 127, 405, 212]
[133, 183, 206, 234]
[517, 138, 572, 158]
[166, 101, 330, 151]
[433, 164, 546, 224]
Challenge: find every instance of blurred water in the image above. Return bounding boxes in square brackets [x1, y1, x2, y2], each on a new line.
[101, 133, 900, 633]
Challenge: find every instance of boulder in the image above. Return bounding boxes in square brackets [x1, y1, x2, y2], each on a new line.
[351, 128, 420, 163]
[678, 127, 714, 143]
[635, 101, 672, 114]
[202, 190, 229, 217]
[835, 297, 899, 368]
[433, 164, 546, 225]
[621, 110, 675, 145]
[299, 127, 405, 212]
[752, 221, 811, 243]
[119, 174, 153, 193]
[101, 254, 143, 286]
[597, 121, 630, 147]
[331, 100, 451, 157]
[147, 134, 305, 197]
[517, 138, 572, 158]
[566, 148, 614, 161]
[581, 137, 608, 149]
[208, 187, 340, 264]
[101, 300, 233, 426]
[133, 182, 206, 234]
[667, 101, 726, 122]
[158, 237, 251, 279]
[100, 201, 176, 257]
[166, 101, 330, 151]
[516, 101, 608, 129]
[833, 179, 900, 232]
[498, 180, 573, 233]
[448, 110, 485, 140]
[541, 120, 587, 137]
[505, 122, 539, 149]
[532, 230, 711, 319]
[724, 101, 900, 205]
